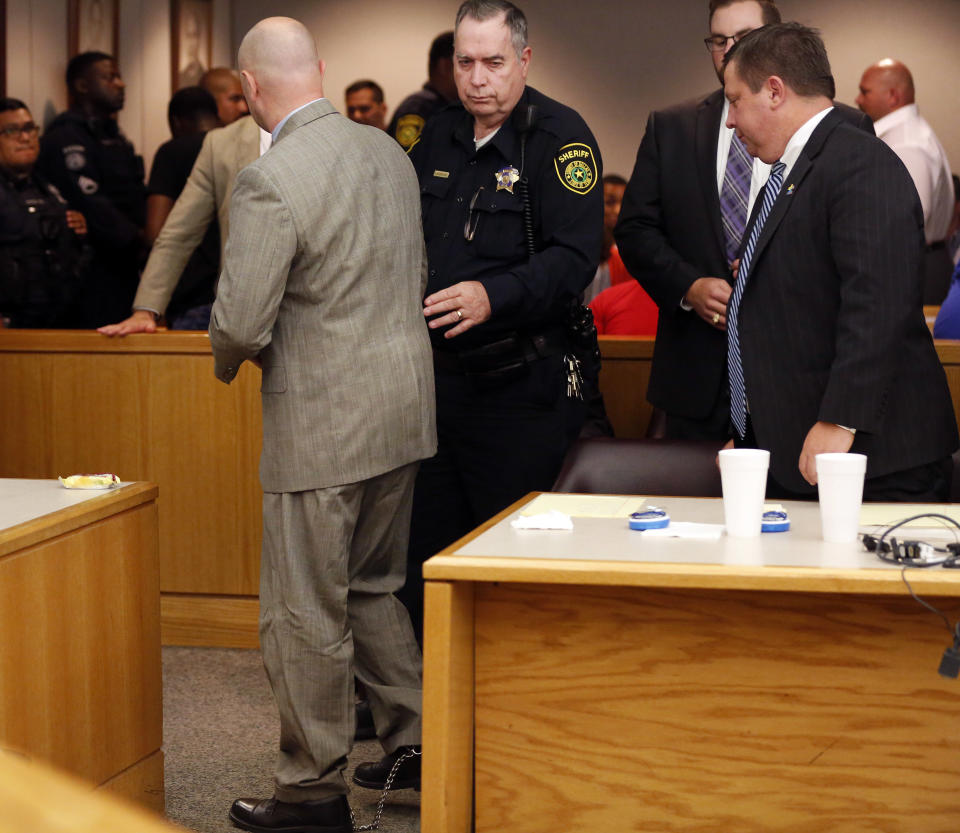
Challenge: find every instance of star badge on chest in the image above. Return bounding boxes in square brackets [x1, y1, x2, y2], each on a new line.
[494, 166, 520, 193]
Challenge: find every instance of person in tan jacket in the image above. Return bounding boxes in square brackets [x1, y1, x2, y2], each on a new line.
[98, 112, 262, 335]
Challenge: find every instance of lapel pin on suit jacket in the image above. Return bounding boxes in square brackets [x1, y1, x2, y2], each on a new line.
[786, 183, 796, 194]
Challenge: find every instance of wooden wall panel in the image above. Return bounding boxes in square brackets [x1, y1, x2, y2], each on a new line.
[598, 337, 960, 441]
[0, 332, 262, 598]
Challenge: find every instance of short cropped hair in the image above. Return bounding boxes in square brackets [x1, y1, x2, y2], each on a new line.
[709, 0, 781, 26]
[455, 0, 528, 60]
[0, 97, 29, 115]
[66, 51, 114, 92]
[429, 31, 455, 72]
[724, 22, 835, 99]
[168, 86, 218, 124]
[344, 79, 384, 104]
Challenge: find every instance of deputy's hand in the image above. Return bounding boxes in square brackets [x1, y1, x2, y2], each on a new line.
[65, 210, 87, 236]
[98, 309, 157, 337]
[798, 421, 854, 486]
[684, 277, 731, 331]
[423, 280, 491, 339]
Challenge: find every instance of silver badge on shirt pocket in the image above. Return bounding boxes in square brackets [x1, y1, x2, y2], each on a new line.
[65, 151, 86, 171]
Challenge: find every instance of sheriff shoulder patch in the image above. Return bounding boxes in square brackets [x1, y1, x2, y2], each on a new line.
[553, 142, 597, 195]
[396, 114, 426, 150]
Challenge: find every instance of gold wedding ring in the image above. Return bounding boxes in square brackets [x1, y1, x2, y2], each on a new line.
[456, 309, 463, 321]
[712, 312, 720, 324]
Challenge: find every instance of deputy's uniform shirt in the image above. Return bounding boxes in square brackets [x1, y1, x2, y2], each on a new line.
[37, 111, 145, 326]
[387, 83, 453, 151]
[0, 169, 89, 327]
[409, 85, 603, 351]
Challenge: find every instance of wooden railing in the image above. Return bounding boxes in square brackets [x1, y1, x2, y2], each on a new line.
[2, 330, 958, 646]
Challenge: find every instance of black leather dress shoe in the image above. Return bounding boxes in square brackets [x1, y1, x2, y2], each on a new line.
[354, 699, 376, 741]
[352, 745, 421, 791]
[229, 794, 351, 833]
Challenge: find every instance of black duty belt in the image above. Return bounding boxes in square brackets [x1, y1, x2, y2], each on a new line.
[433, 328, 566, 376]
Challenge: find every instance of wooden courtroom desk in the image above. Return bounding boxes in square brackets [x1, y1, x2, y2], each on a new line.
[0, 479, 164, 812]
[421, 495, 960, 833]
[0, 330, 262, 648]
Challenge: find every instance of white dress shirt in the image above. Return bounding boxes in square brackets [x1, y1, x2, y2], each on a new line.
[873, 103, 953, 244]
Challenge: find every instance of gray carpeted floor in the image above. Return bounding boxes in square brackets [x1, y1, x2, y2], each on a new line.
[162, 647, 420, 833]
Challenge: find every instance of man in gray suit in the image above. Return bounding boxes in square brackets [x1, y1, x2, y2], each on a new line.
[209, 17, 436, 833]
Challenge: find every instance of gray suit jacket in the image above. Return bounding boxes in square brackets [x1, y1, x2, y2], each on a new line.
[209, 99, 437, 493]
[133, 115, 261, 314]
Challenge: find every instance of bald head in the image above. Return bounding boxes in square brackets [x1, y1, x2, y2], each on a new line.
[856, 58, 915, 122]
[199, 67, 248, 124]
[237, 17, 326, 132]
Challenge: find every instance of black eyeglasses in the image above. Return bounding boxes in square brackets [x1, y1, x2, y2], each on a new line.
[464, 186, 485, 241]
[703, 30, 753, 52]
[0, 123, 39, 139]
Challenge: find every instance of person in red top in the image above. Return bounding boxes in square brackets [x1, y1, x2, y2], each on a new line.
[589, 261, 659, 335]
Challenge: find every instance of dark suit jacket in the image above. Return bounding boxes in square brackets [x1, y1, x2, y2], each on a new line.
[739, 108, 958, 493]
[615, 89, 730, 421]
[614, 90, 874, 423]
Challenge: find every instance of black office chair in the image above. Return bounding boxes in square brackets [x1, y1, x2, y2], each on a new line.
[552, 437, 724, 497]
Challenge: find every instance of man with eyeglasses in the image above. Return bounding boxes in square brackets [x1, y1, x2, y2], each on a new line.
[614, 0, 781, 443]
[385, 0, 602, 724]
[38, 51, 146, 328]
[0, 98, 90, 329]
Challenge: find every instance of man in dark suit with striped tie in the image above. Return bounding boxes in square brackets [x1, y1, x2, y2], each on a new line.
[722, 23, 957, 500]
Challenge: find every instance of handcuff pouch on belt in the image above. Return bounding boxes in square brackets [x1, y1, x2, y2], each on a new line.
[433, 328, 566, 388]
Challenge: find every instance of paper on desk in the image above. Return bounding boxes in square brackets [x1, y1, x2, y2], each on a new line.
[859, 504, 960, 529]
[511, 510, 574, 530]
[521, 494, 646, 518]
[641, 522, 724, 540]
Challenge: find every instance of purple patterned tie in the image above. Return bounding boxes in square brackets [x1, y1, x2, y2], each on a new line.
[719, 132, 752, 264]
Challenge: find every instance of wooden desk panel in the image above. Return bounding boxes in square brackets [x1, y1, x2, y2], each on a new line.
[474, 584, 959, 833]
[0, 482, 164, 812]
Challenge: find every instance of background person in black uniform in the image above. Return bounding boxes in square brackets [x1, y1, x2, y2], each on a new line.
[38, 51, 146, 328]
[387, 31, 457, 151]
[397, 0, 603, 648]
[145, 86, 221, 329]
[0, 98, 89, 328]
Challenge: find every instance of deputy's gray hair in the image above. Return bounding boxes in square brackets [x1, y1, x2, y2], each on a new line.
[455, 0, 528, 60]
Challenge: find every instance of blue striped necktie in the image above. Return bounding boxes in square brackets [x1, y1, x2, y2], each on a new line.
[727, 160, 787, 438]
[719, 132, 753, 264]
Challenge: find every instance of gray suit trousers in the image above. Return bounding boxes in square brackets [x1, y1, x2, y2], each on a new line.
[260, 462, 423, 801]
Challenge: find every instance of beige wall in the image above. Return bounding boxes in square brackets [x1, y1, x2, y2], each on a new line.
[5, 0, 233, 173]
[4, 1, 959, 187]
[229, 0, 960, 180]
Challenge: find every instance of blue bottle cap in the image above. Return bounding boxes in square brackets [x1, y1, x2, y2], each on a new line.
[761, 510, 790, 533]
[629, 507, 670, 531]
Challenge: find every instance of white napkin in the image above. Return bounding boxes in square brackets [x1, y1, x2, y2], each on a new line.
[511, 510, 574, 530]
[641, 522, 724, 540]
